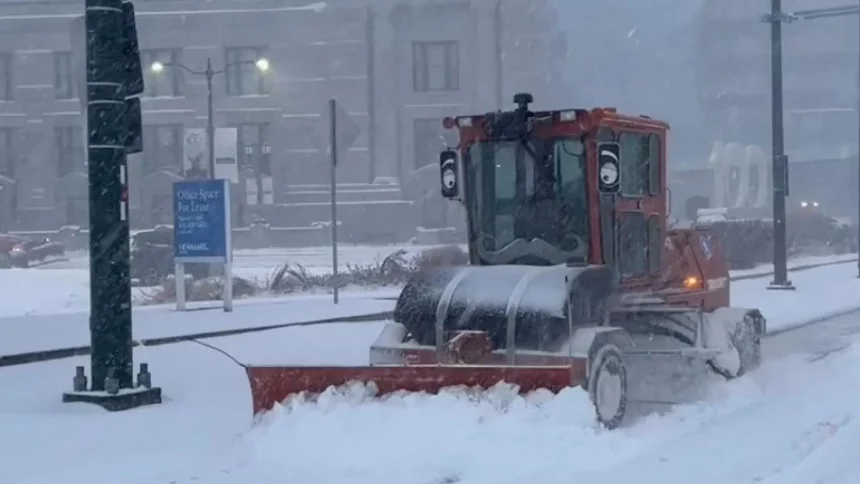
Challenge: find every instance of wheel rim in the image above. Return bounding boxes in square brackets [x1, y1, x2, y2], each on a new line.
[595, 358, 623, 422]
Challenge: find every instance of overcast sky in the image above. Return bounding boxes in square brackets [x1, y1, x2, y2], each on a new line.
[552, 0, 709, 164]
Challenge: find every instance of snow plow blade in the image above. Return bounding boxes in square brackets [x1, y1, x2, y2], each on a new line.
[243, 264, 611, 417]
[245, 364, 585, 415]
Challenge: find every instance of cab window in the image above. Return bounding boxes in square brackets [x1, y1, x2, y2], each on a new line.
[619, 212, 648, 277]
[618, 132, 647, 196]
[647, 134, 661, 195]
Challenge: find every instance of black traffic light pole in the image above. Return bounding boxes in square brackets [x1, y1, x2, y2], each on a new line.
[63, 0, 161, 411]
[87, 0, 132, 391]
[761, 2, 860, 285]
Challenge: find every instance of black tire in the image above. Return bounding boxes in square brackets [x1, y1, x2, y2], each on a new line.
[0, 253, 10, 269]
[587, 341, 628, 430]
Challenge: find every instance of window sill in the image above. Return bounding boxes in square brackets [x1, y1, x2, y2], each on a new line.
[226, 94, 271, 98]
[140, 95, 187, 100]
[413, 89, 461, 94]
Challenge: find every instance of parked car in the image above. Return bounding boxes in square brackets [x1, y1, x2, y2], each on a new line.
[130, 228, 209, 286]
[0, 233, 66, 268]
[788, 204, 859, 256]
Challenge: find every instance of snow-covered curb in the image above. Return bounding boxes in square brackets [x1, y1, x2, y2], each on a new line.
[0, 310, 393, 368]
[731, 255, 857, 281]
[767, 305, 860, 336]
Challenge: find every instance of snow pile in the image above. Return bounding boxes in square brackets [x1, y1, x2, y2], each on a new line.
[195, 379, 764, 484]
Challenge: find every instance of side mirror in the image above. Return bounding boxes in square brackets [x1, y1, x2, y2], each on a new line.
[597, 142, 621, 193]
[439, 149, 459, 199]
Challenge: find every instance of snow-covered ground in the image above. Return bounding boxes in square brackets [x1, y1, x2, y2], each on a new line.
[4, 252, 860, 483]
[0, 248, 854, 318]
[2, 253, 858, 358]
[0, 293, 395, 357]
[3, 300, 860, 484]
[5, 244, 442, 315]
[58, 244, 446, 278]
[225, 338, 860, 484]
[576, 340, 860, 484]
[0, 322, 389, 484]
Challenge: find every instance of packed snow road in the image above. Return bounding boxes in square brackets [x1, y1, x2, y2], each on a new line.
[575, 320, 860, 484]
[167, 310, 860, 484]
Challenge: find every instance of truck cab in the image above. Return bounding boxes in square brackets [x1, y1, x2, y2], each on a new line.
[439, 93, 669, 284]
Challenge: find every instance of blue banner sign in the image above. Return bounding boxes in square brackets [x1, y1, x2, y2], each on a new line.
[173, 179, 230, 262]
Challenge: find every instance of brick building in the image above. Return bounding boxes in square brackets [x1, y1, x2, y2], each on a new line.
[0, 0, 566, 241]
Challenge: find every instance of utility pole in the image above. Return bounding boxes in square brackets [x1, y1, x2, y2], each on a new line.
[765, 0, 793, 290]
[761, 2, 860, 286]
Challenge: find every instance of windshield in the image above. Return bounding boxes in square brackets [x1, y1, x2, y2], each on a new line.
[466, 138, 589, 265]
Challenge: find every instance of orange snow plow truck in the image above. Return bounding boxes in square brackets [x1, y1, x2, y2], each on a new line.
[245, 94, 765, 429]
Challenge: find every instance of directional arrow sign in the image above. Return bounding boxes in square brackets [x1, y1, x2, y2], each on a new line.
[317, 99, 360, 165]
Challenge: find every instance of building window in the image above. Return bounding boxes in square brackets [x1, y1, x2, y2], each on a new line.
[0, 53, 12, 101]
[236, 123, 271, 175]
[56, 126, 85, 176]
[141, 49, 181, 97]
[412, 41, 459, 92]
[647, 215, 661, 275]
[225, 47, 267, 96]
[0, 128, 14, 178]
[618, 131, 648, 196]
[142, 124, 182, 174]
[647, 134, 661, 195]
[54, 52, 75, 100]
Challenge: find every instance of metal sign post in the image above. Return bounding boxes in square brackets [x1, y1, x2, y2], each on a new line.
[172, 179, 233, 312]
[318, 99, 360, 304]
[328, 99, 340, 304]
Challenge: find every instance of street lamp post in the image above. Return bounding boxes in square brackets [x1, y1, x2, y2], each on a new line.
[150, 56, 270, 179]
[764, 0, 793, 291]
[761, 2, 860, 280]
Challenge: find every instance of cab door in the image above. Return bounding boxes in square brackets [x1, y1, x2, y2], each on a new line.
[597, 126, 664, 288]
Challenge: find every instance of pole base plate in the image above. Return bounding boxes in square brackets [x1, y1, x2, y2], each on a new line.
[767, 281, 796, 291]
[62, 386, 162, 412]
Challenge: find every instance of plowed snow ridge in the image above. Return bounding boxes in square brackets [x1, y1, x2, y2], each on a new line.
[173, 341, 860, 484]
[181, 379, 763, 484]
